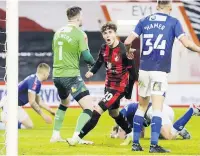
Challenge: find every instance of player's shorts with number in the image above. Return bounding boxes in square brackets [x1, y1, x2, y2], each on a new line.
[98, 87, 125, 111]
[138, 70, 168, 97]
[53, 76, 89, 101]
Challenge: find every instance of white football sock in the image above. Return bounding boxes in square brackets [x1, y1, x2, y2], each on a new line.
[73, 131, 80, 138]
[52, 130, 60, 137]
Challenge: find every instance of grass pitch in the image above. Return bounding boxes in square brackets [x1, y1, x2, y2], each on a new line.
[0, 108, 200, 155]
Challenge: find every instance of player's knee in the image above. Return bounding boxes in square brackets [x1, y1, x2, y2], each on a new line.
[139, 96, 150, 108]
[164, 135, 173, 140]
[139, 96, 150, 101]
[61, 98, 70, 107]
[25, 122, 34, 129]
[26, 125, 34, 129]
[78, 95, 95, 111]
[94, 104, 104, 115]
[21, 119, 34, 129]
[109, 109, 119, 118]
[162, 132, 174, 140]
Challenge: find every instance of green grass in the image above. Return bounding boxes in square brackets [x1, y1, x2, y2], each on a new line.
[0, 108, 200, 155]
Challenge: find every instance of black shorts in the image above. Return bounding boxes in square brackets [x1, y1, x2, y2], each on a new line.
[53, 76, 89, 102]
[98, 87, 125, 111]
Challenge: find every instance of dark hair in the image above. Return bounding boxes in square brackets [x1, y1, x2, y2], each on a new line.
[101, 22, 117, 33]
[158, 0, 171, 5]
[66, 6, 82, 20]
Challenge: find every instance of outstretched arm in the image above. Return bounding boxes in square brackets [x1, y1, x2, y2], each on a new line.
[28, 92, 43, 115]
[85, 47, 104, 79]
[179, 36, 200, 53]
[28, 92, 52, 124]
[82, 50, 95, 66]
[175, 19, 200, 53]
[124, 33, 138, 53]
[79, 32, 95, 66]
[36, 95, 55, 116]
[125, 19, 142, 58]
[90, 46, 105, 74]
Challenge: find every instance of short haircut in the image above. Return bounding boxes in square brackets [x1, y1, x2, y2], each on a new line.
[66, 6, 82, 20]
[101, 22, 117, 33]
[37, 63, 50, 72]
[158, 0, 171, 6]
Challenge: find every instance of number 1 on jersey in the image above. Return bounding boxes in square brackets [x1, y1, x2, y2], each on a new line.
[58, 41, 63, 60]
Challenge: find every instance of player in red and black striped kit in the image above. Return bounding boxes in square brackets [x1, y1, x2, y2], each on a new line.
[67, 22, 137, 145]
[89, 39, 134, 111]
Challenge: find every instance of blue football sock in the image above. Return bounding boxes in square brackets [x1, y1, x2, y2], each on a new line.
[133, 109, 144, 144]
[151, 110, 162, 145]
[18, 122, 22, 129]
[173, 107, 193, 131]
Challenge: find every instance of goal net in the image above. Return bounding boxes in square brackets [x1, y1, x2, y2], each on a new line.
[0, 0, 18, 156]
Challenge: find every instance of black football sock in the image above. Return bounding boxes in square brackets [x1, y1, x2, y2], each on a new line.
[113, 112, 132, 134]
[78, 110, 101, 139]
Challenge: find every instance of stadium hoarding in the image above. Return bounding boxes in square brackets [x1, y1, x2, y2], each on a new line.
[0, 82, 137, 107]
[0, 82, 199, 107]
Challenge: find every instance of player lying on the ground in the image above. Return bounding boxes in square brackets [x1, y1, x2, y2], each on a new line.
[66, 22, 137, 146]
[50, 6, 95, 145]
[125, 0, 200, 153]
[110, 102, 200, 145]
[0, 63, 54, 130]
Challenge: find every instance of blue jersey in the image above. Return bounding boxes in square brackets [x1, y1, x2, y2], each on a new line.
[18, 74, 41, 106]
[133, 13, 185, 73]
[120, 102, 152, 127]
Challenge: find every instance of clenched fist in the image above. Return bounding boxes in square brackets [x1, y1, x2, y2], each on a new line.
[85, 71, 94, 78]
[126, 48, 136, 60]
[42, 114, 52, 124]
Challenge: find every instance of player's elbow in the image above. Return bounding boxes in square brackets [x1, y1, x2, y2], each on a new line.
[82, 50, 95, 65]
[180, 36, 192, 49]
[182, 42, 190, 49]
[84, 57, 94, 65]
[124, 33, 137, 46]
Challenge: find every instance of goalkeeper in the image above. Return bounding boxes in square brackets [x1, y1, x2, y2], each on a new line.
[50, 6, 95, 145]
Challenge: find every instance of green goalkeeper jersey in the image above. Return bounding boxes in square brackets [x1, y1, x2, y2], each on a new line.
[52, 25, 88, 77]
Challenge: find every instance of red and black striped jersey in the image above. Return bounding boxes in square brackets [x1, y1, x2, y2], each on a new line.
[90, 42, 135, 92]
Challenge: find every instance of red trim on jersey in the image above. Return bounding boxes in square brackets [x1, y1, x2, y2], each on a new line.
[105, 91, 121, 108]
[32, 78, 37, 90]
